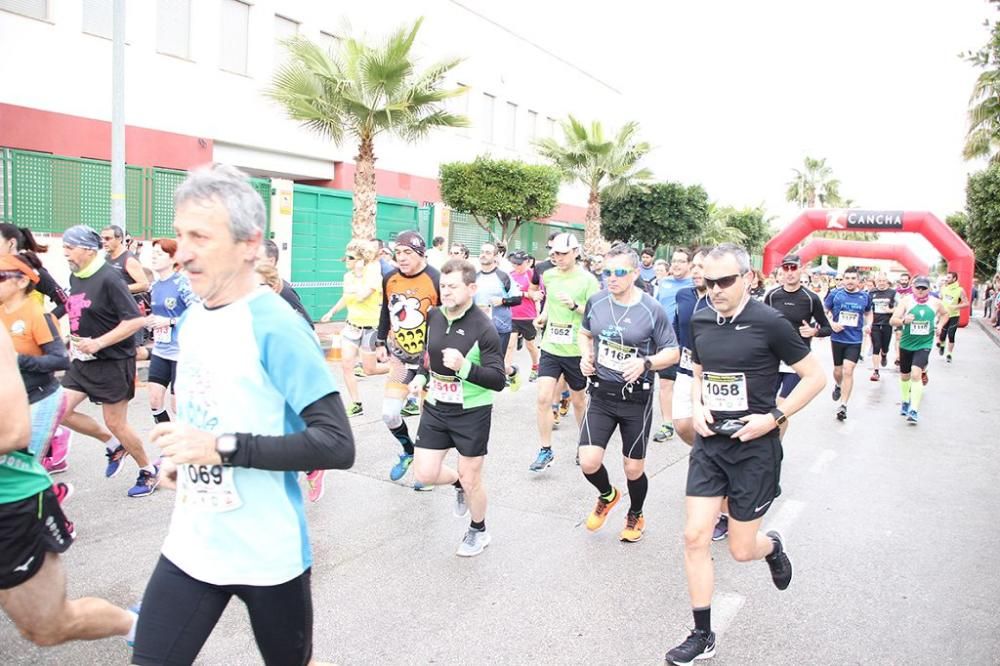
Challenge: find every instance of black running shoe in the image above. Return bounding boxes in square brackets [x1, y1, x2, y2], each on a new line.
[881, 355, 887, 368]
[832, 385, 841, 401]
[765, 530, 792, 590]
[665, 629, 716, 665]
[836, 405, 847, 421]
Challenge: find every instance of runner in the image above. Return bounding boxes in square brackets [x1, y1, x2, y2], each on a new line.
[670, 248, 711, 446]
[664, 244, 825, 665]
[101, 224, 151, 359]
[449, 242, 470, 260]
[475, 242, 523, 390]
[426, 236, 447, 269]
[578, 245, 678, 542]
[935, 271, 969, 363]
[824, 267, 873, 421]
[375, 231, 441, 483]
[868, 273, 897, 381]
[506, 250, 541, 382]
[134, 164, 355, 665]
[652, 248, 694, 443]
[411, 259, 507, 556]
[764, 253, 832, 437]
[638, 247, 657, 289]
[891, 276, 949, 424]
[257, 240, 313, 326]
[530, 232, 571, 427]
[55, 225, 158, 497]
[0, 224, 69, 311]
[529, 233, 599, 472]
[893, 272, 913, 367]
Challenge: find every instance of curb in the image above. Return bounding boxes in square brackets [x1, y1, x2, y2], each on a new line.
[974, 317, 1000, 349]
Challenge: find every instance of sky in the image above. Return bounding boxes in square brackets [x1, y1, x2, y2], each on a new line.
[459, 0, 992, 262]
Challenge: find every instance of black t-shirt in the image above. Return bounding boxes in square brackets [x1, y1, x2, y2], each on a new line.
[66, 262, 142, 360]
[763, 286, 832, 347]
[280, 281, 314, 329]
[530, 260, 554, 286]
[690, 299, 810, 420]
[868, 288, 897, 325]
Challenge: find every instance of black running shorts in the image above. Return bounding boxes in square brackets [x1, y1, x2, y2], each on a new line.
[133, 556, 313, 666]
[870, 324, 893, 356]
[62, 357, 136, 404]
[830, 341, 861, 366]
[148, 354, 177, 391]
[512, 319, 537, 341]
[775, 372, 800, 399]
[899, 347, 931, 374]
[414, 402, 491, 458]
[657, 364, 678, 381]
[537, 350, 586, 391]
[938, 316, 959, 343]
[686, 430, 783, 522]
[0, 488, 73, 590]
[579, 384, 653, 459]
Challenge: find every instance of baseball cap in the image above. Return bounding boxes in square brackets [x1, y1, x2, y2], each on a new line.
[508, 250, 529, 265]
[0, 255, 40, 283]
[549, 233, 580, 253]
[913, 276, 931, 288]
[394, 230, 426, 257]
[781, 254, 802, 267]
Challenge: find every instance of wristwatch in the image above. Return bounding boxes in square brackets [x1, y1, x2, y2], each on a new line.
[570, 302, 579, 311]
[216, 433, 238, 465]
[769, 408, 787, 426]
[643, 357, 653, 372]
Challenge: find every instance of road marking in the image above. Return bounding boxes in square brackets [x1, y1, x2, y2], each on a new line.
[711, 591, 746, 635]
[766, 499, 806, 537]
[809, 449, 838, 474]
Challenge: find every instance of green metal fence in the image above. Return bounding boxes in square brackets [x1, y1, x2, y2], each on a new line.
[0, 148, 271, 238]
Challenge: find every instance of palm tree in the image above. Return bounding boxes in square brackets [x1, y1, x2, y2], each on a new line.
[695, 204, 747, 246]
[534, 116, 652, 255]
[267, 18, 469, 239]
[785, 157, 843, 208]
[963, 67, 1000, 164]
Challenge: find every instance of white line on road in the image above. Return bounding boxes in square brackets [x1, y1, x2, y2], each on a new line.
[766, 499, 806, 538]
[710, 591, 746, 636]
[809, 449, 838, 474]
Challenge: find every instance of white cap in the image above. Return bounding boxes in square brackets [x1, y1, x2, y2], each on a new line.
[549, 232, 580, 253]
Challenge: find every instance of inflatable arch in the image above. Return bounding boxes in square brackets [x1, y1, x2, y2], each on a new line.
[794, 239, 931, 279]
[763, 210, 974, 326]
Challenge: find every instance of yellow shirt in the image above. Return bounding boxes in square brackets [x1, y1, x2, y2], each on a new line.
[345, 263, 382, 328]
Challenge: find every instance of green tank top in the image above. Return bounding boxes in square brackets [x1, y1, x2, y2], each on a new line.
[941, 282, 962, 316]
[900, 301, 936, 351]
[0, 450, 52, 504]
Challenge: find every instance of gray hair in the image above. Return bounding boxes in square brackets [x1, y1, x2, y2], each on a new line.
[605, 243, 639, 268]
[173, 164, 266, 242]
[707, 243, 751, 274]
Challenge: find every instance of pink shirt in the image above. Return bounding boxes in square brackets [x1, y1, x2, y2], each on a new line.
[510, 269, 537, 320]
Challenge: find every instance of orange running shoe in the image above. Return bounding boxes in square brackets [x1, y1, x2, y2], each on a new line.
[620, 513, 646, 542]
[585, 488, 620, 531]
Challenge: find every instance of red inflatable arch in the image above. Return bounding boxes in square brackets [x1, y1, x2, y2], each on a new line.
[794, 239, 931, 278]
[764, 210, 974, 326]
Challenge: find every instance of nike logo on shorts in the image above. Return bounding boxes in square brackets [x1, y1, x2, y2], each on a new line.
[755, 500, 772, 512]
[13, 555, 35, 573]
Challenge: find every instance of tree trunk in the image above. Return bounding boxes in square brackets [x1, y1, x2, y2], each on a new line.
[583, 189, 604, 257]
[352, 135, 378, 240]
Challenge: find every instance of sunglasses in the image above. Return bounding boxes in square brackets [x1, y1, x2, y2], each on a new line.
[100, 236, 115, 242]
[345, 255, 358, 261]
[602, 267, 632, 278]
[703, 273, 742, 290]
[449, 250, 465, 256]
[0, 271, 24, 282]
[914, 286, 929, 291]
[781, 264, 799, 271]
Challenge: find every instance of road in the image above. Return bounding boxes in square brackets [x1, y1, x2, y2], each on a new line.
[2, 321, 999, 665]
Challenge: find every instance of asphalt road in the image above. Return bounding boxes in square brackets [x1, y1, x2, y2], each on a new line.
[2, 321, 998, 665]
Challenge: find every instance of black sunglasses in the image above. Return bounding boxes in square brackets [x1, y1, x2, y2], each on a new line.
[914, 286, 929, 291]
[0, 271, 24, 282]
[345, 255, 358, 261]
[781, 264, 799, 271]
[703, 273, 742, 290]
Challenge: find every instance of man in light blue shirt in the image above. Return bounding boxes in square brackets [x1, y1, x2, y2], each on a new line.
[653, 248, 694, 443]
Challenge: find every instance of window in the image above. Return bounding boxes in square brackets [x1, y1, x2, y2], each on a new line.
[546, 117, 557, 138]
[274, 14, 299, 67]
[319, 30, 340, 54]
[527, 110, 538, 141]
[157, 0, 190, 58]
[220, 0, 249, 75]
[82, 0, 112, 39]
[0, 0, 47, 20]
[481, 93, 495, 143]
[504, 102, 517, 149]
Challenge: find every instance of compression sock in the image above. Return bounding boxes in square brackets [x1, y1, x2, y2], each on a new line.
[627, 473, 648, 515]
[583, 465, 613, 496]
[910, 381, 924, 410]
[900, 378, 911, 402]
[390, 423, 415, 455]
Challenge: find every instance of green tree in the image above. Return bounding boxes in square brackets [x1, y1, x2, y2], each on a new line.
[599, 182, 709, 249]
[711, 205, 774, 253]
[966, 166, 1000, 278]
[785, 157, 844, 208]
[534, 116, 653, 255]
[692, 204, 747, 246]
[267, 18, 468, 240]
[962, 1, 1000, 163]
[439, 157, 561, 246]
[945, 211, 970, 241]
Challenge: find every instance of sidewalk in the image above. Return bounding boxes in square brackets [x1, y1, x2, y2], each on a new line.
[974, 314, 1000, 349]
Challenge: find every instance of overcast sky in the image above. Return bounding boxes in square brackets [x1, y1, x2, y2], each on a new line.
[460, 0, 992, 261]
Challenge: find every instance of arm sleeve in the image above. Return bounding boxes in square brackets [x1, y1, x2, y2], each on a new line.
[36, 267, 68, 309]
[377, 272, 393, 342]
[500, 271, 522, 306]
[457, 324, 507, 391]
[811, 293, 833, 337]
[230, 392, 355, 471]
[18, 339, 70, 374]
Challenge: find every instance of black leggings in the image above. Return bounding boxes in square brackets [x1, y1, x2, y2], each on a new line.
[938, 316, 959, 344]
[870, 324, 893, 357]
[132, 556, 313, 666]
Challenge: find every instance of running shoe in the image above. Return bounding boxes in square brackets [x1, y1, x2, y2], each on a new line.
[558, 395, 570, 417]
[552, 408, 561, 428]
[127, 467, 160, 498]
[389, 453, 414, 481]
[881, 355, 888, 368]
[712, 514, 729, 541]
[454, 487, 469, 517]
[306, 470, 326, 503]
[937, 342, 945, 356]
[105, 444, 129, 478]
[353, 366, 366, 378]
[765, 530, 792, 590]
[53, 481, 74, 506]
[906, 409, 919, 424]
[508, 365, 523, 392]
[529, 368, 538, 382]
[836, 405, 847, 421]
[347, 402, 364, 417]
[65, 520, 77, 540]
[48, 426, 71, 465]
[665, 629, 716, 665]
[43, 457, 68, 475]
[413, 481, 434, 492]
[921, 372, 929, 386]
[585, 488, 620, 531]
[528, 447, 554, 472]
[619, 512, 645, 542]
[900, 401, 910, 416]
[456, 528, 491, 557]
[400, 399, 421, 417]
[653, 423, 674, 442]
[870, 370, 879, 381]
[946, 354, 952, 363]
[832, 384, 842, 401]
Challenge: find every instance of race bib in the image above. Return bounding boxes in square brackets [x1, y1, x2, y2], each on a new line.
[549, 323, 574, 345]
[429, 372, 464, 404]
[153, 325, 172, 344]
[597, 339, 638, 373]
[680, 347, 693, 371]
[68, 336, 96, 362]
[838, 311, 860, 327]
[873, 298, 892, 314]
[177, 464, 242, 512]
[910, 320, 930, 335]
[702, 372, 749, 412]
